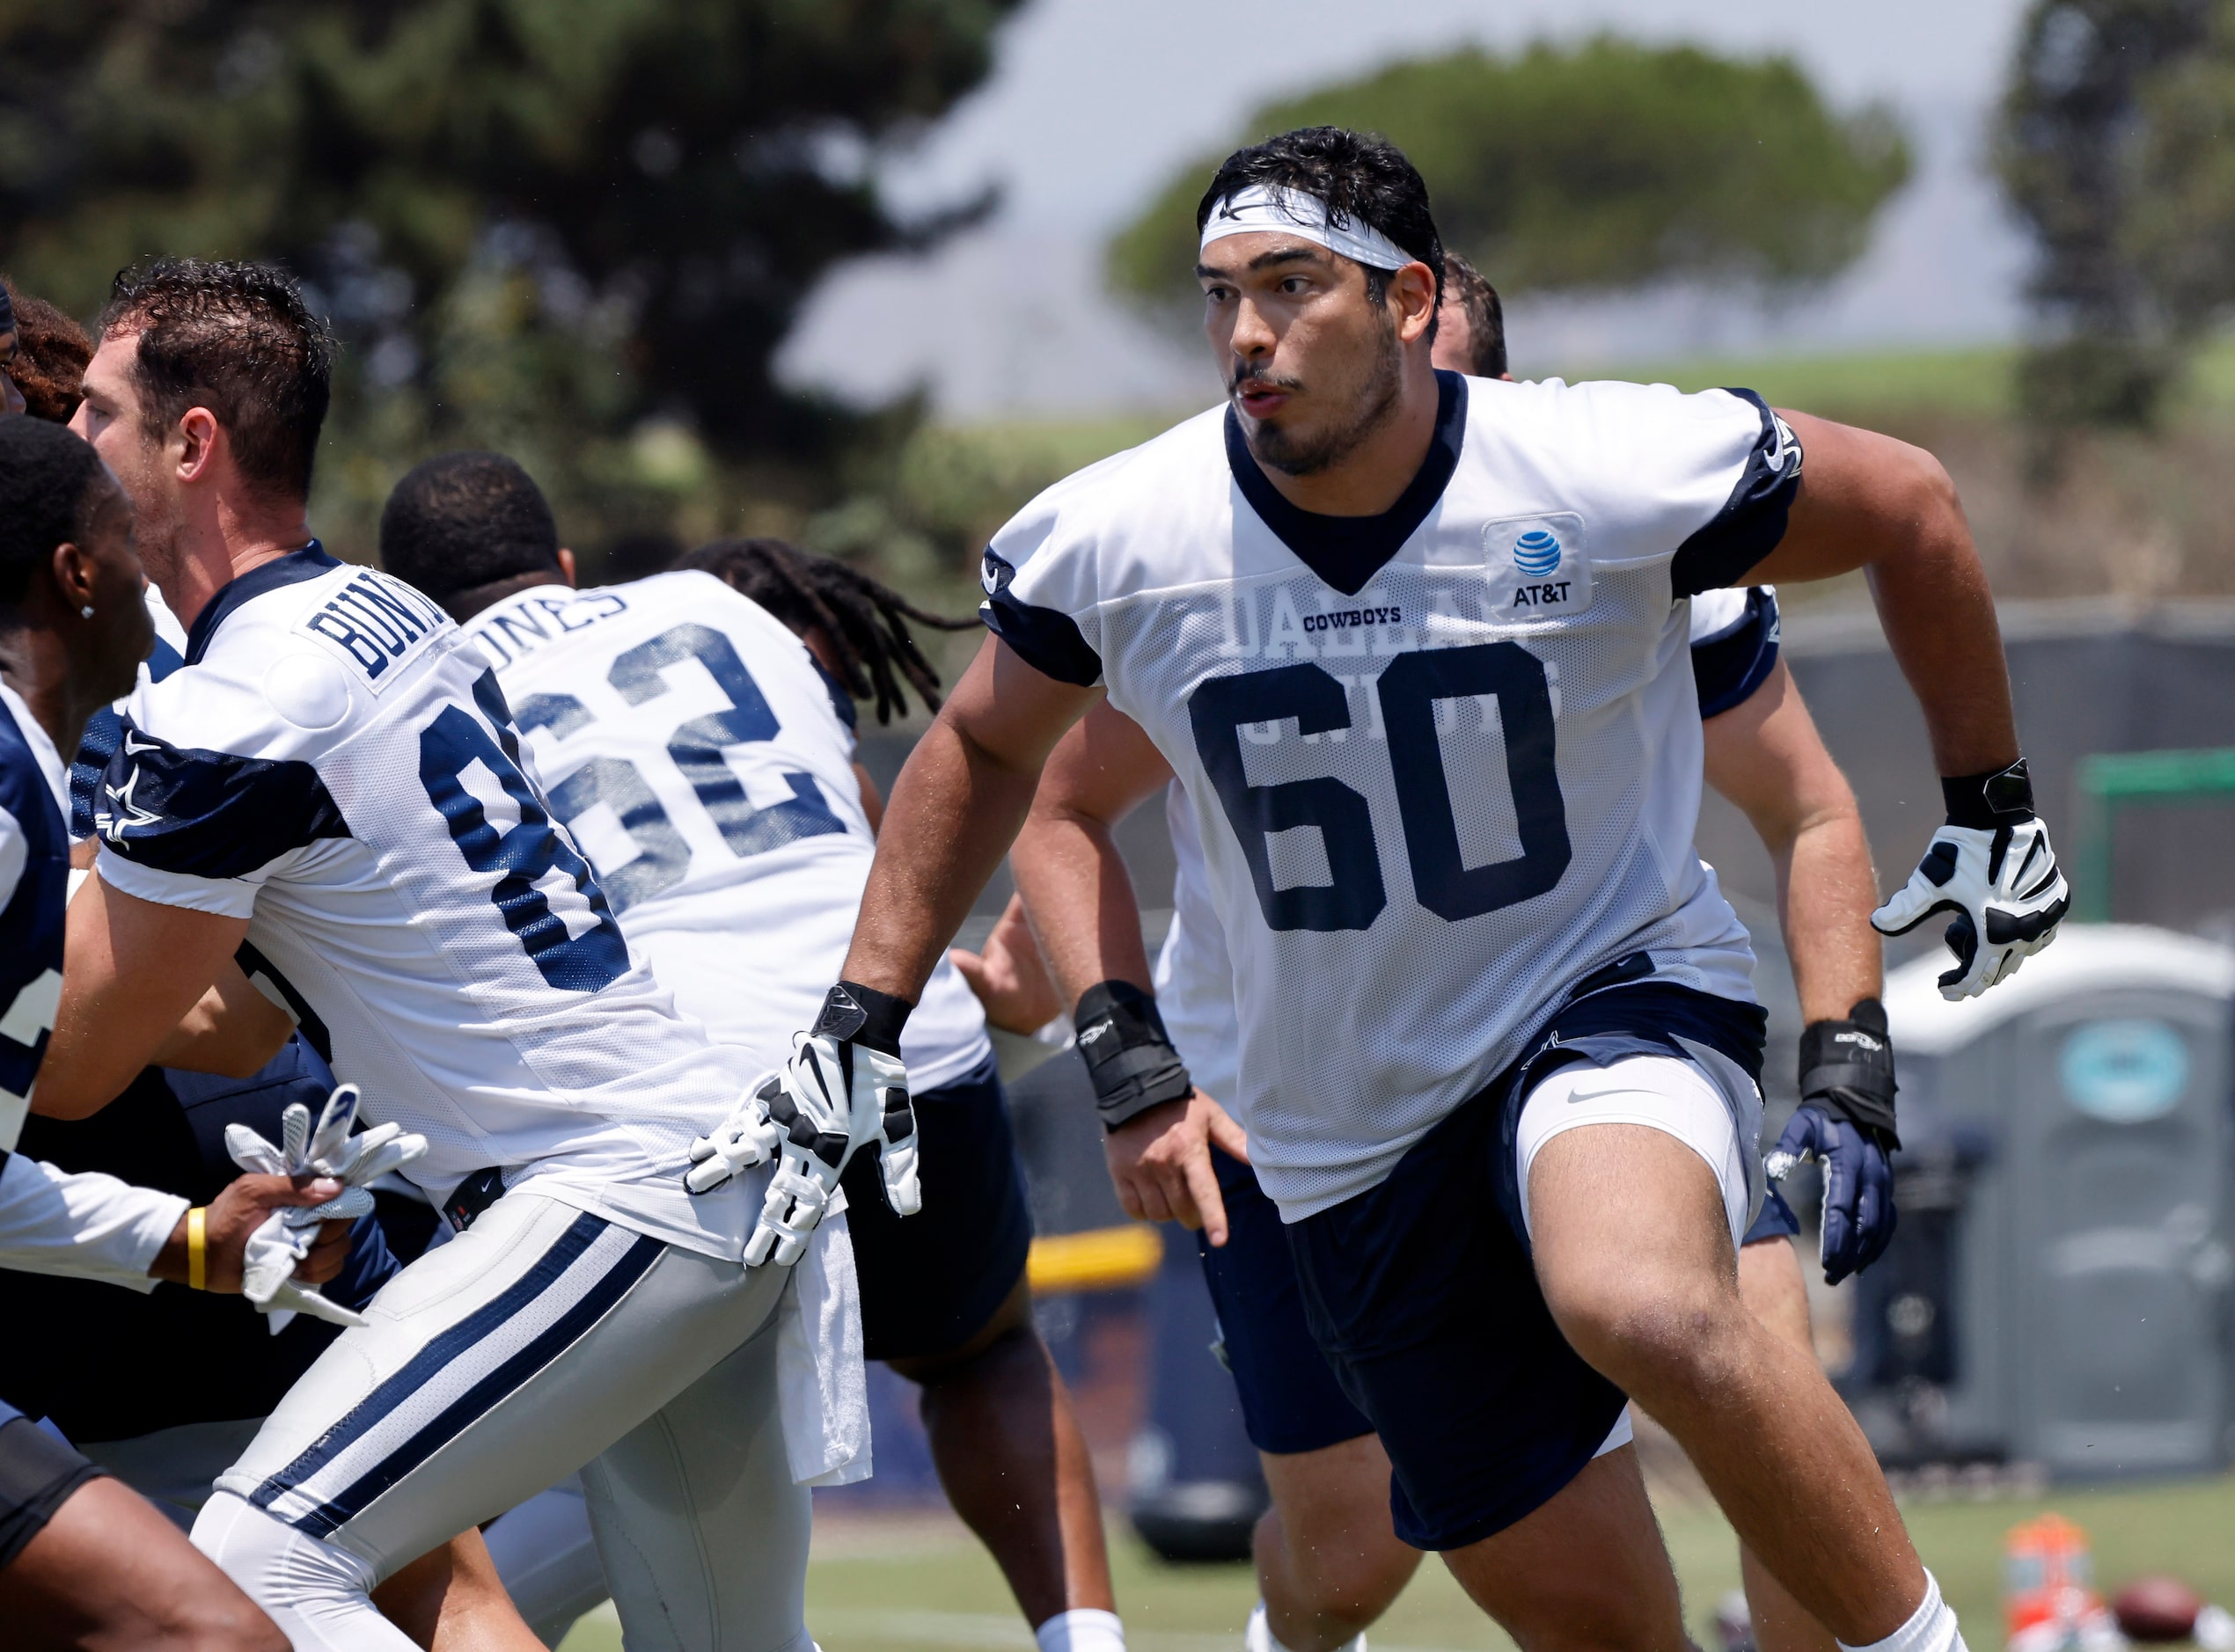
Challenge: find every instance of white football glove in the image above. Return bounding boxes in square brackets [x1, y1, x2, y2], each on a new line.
[1873, 811, 2070, 1002]
[686, 985, 921, 1267]
[224, 1083, 427, 1332]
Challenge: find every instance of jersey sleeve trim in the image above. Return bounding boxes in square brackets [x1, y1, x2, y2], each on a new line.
[979, 551, 1103, 687]
[96, 849, 261, 918]
[1668, 390, 1803, 599]
[94, 727, 349, 883]
[1691, 588, 1782, 719]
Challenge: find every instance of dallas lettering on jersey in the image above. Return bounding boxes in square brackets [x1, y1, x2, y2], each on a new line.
[298, 571, 451, 691]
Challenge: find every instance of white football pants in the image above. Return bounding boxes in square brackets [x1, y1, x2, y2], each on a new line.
[482, 1477, 607, 1648]
[190, 1190, 812, 1652]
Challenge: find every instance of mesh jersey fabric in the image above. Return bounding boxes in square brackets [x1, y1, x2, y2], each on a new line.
[464, 571, 990, 1090]
[988, 373, 1795, 1218]
[91, 547, 766, 1262]
[1153, 583, 1784, 1122]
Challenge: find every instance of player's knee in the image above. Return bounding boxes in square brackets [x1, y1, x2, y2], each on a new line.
[169, 1597, 290, 1652]
[1292, 1548, 1409, 1630]
[1542, 1262, 1743, 1399]
[1259, 1495, 1413, 1629]
[191, 1490, 376, 1630]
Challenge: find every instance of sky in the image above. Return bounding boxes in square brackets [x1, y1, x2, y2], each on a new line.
[778, 0, 2039, 417]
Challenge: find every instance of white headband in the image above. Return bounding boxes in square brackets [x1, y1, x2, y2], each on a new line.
[1199, 184, 1416, 271]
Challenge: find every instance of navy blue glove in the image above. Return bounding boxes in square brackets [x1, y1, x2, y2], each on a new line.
[1764, 1000, 1900, 1286]
[1766, 1107, 1894, 1285]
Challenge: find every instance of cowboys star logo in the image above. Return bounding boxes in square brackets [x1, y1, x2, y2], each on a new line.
[95, 736, 164, 844]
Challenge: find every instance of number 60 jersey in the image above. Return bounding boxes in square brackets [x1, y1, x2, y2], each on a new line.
[92, 546, 764, 1261]
[984, 371, 1800, 1221]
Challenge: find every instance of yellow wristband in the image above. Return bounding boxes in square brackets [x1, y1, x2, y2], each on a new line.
[187, 1206, 208, 1291]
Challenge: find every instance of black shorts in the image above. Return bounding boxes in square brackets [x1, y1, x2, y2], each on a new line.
[1197, 1149, 1373, 1457]
[841, 1058, 1034, 1362]
[0, 1410, 102, 1572]
[1288, 982, 1767, 1552]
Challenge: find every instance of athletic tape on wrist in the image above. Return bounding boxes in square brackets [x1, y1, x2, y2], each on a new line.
[812, 980, 913, 1056]
[1074, 980, 1194, 1131]
[1799, 998, 1900, 1145]
[1941, 757, 2034, 830]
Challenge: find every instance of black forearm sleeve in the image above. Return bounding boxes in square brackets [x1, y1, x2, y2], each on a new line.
[1074, 980, 1194, 1131]
[1799, 996, 1900, 1146]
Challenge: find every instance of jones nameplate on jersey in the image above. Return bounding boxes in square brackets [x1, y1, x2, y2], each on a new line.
[1482, 515, 1593, 620]
[297, 569, 451, 693]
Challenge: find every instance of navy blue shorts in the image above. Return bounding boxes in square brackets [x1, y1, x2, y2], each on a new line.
[842, 1057, 1034, 1362]
[1197, 1148, 1373, 1457]
[1288, 981, 1767, 1552]
[1742, 1185, 1801, 1245]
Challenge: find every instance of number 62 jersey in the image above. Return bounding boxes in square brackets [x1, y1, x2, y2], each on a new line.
[984, 370, 1800, 1221]
[92, 546, 763, 1261]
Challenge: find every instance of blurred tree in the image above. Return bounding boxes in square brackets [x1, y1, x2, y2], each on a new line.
[0, 0, 1023, 566]
[1108, 38, 1909, 325]
[1997, 0, 2215, 433]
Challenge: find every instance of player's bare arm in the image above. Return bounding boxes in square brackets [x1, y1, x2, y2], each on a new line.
[1701, 656, 1879, 1024]
[839, 636, 1100, 1000]
[1749, 413, 2068, 1000]
[1704, 653, 1896, 1286]
[37, 871, 249, 1118]
[1751, 414, 2012, 775]
[1008, 702, 1249, 1243]
[150, 954, 295, 1078]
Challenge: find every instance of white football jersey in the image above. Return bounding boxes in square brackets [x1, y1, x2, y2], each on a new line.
[465, 571, 992, 1090]
[988, 373, 1799, 1217]
[1154, 583, 1784, 1121]
[93, 548, 766, 1261]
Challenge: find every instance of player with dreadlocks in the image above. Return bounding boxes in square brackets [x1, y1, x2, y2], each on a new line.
[682, 536, 978, 729]
[383, 457, 1132, 1652]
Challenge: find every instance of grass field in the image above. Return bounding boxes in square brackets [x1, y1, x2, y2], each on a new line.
[554, 1471, 2235, 1651]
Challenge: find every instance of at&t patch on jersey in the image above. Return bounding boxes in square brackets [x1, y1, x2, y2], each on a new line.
[1484, 515, 1591, 618]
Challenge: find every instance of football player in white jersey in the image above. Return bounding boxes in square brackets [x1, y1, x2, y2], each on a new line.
[48, 258, 877, 1652]
[378, 457, 1127, 1652]
[693, 128, 2070, 1651]
[961, 259, 1870, 1652]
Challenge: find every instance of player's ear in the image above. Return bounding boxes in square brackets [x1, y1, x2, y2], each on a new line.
[557, 546, 577, 588]
[1392, 261, 1439, 345]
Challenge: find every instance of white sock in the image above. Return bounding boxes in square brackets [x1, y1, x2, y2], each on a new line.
[1838, 1570, 1966, 1652]
[1037, 1607, 1127, 1652]
[1247, 1599, 1367, 1652]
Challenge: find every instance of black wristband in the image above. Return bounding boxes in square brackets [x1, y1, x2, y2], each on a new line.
[1799, 997, 1900, 1146]
[812, 980, 914, 1056]
[1942, 758, 2035, 830]
[1074, 980, 1194, 1131]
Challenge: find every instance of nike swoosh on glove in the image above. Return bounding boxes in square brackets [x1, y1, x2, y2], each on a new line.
[1873, 815, 2069, 1001]
[1766, 1108, 1894, 1286]
[685, 983, 921, 1267]
[225, 1083, 427, 1333]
